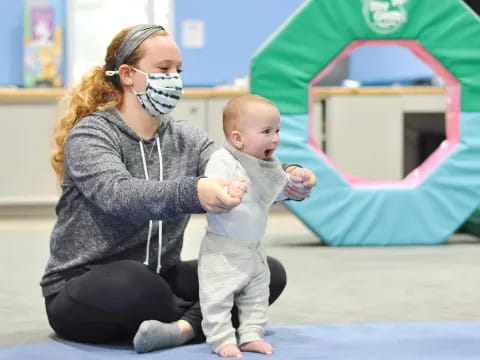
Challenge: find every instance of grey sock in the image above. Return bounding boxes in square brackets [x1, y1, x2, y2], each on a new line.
[133, 320, 181, 353]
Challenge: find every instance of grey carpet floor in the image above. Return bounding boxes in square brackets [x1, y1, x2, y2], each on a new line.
[1, 207, 480, 347]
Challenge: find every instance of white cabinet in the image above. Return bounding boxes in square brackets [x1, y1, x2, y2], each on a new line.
[0, 101, 60, 210]
[322, 93, 446, 181]
[170, 98, 207, 131]
[205, 98, 230, 146]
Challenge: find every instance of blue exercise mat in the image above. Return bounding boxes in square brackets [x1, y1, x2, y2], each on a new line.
[1, 322, 480, 359]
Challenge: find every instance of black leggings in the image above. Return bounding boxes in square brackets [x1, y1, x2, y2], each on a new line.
[45, 258, 287, 344]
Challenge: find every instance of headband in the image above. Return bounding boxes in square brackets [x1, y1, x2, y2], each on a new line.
[105, 24, 165, 77]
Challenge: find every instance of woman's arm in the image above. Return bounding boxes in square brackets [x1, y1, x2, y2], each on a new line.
[64, 122, 203, 222]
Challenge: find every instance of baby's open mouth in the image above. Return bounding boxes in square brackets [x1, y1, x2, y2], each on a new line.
[263, 149, 274, 158]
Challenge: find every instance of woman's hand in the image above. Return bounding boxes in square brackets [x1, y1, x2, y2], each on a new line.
[197, 178, 244, 213]
[284, 166, 317, 200]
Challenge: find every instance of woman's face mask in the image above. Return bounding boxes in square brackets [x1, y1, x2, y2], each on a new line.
[130, 67, 183, 117]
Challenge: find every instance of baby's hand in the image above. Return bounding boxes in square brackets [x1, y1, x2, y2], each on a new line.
[287, 168, 306, 188]
[226, 180, 248, 199]
[284, 166, 317, 200]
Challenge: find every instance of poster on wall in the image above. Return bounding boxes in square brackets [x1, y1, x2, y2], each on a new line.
[23, 1, 63, 88]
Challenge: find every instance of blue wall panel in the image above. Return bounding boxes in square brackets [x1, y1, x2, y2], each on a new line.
[174, 0, 305, 87]
[349, 46, 435, 86]
[0, 0, 66, 87]
[0, 1, 437, 88]
[0, 1, 24, 86]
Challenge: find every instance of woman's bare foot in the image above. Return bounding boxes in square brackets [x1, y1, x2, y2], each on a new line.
[218, 344, 242, 358]
[240, 340, 274, 355]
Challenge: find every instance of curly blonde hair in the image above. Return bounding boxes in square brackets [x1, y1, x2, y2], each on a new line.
[51, 25, 167, 181]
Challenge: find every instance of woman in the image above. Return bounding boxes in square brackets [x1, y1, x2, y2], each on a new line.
[41, 24, 316, 353]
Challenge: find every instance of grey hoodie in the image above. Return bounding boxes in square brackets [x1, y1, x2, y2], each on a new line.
[40, 108, 216, 297]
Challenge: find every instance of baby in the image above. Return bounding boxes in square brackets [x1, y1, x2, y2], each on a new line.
[198, 94, 305, 358]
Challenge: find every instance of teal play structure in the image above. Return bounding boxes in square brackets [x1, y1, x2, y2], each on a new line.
[250, 0, 480, 245]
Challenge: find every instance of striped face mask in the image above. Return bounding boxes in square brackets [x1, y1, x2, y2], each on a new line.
[131, 67, 183, 117]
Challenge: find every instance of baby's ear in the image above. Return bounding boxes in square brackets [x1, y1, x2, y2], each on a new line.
[230, 131, 244, 150]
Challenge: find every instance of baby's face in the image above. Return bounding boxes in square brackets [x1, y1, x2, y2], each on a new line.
[236, 102, 280, 160]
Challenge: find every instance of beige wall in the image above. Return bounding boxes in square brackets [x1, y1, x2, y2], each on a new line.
[0, 87, 446, 215]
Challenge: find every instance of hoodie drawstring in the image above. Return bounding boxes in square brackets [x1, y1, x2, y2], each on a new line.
[139, 135, 163, 273]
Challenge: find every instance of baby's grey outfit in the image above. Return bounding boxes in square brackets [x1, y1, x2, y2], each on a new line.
[198, 142, 288, 353]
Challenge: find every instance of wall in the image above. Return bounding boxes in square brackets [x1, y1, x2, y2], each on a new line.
[0, 1, 24, 86]
[0, 0, 445, 88]
[0, 88, 446, 215]
[173, 0, 439, 87]
[349, 46, 435, 86]
[174, 0, 305, 87]
[0, 0, 66, 87]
